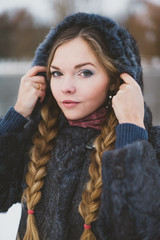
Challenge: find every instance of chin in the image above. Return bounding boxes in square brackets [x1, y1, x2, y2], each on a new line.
[64, 115, 81, 120]
[63, 112, 86, 120]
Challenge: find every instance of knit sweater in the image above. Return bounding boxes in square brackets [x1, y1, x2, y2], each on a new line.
[0, 108, 160, 239]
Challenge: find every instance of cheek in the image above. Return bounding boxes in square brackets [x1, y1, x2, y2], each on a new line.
[87, 82, 108, 102]
[87, 74, 109, 98]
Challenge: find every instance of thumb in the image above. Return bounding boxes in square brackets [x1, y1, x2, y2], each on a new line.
[120, 73, 136, 85]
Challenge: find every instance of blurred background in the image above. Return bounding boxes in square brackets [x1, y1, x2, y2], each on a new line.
[0, 0, 160, 239]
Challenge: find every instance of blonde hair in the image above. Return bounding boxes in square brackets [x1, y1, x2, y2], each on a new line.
[21, 25, 120, 240]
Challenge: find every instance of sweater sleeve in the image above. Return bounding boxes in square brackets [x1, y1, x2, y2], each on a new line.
[115, 123, 148, 149]
[94, 128, 160, 240]
[0, 129, 30, 212]
[0, 107, 28, 134]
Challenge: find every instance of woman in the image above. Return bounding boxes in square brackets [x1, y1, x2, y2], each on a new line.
[0, 12, 160, 240]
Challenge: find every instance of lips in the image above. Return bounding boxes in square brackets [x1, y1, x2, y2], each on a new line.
[62, 100, 79, 108]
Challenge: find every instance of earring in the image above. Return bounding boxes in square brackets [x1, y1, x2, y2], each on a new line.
[105, 94, 112, 109]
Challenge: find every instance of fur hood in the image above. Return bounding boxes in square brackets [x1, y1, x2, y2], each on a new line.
[30, 12, 152, 130]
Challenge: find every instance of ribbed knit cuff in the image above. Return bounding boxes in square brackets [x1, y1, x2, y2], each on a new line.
[0, 107, 28, 134]
[115, 123, 148, 149]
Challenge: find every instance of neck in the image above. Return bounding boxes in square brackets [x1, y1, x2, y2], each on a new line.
[68, 106, 107, 130]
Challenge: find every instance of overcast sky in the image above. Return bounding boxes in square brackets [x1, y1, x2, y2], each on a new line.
[0, 0, 149, 24]
[0, 0, 160, 25]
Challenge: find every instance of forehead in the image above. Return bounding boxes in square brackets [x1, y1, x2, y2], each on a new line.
[52, 37, 98, 64]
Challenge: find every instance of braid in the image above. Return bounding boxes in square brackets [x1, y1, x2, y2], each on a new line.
[79, 109, 118, 239]
[22, 97, 60, 240]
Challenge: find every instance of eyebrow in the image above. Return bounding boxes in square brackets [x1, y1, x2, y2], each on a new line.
[50, 62, 96, 70]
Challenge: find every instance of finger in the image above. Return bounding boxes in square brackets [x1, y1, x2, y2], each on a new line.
[119, 83, 127, 90]
[26, 66, 47, 77]
[32, 85, 46, 100]
[38, 90, 46, 103]
[33, 82, 46, 92]
[40, 93, 46, 103]
[120, 73, 137, 85]
[31, 76, 47, 84]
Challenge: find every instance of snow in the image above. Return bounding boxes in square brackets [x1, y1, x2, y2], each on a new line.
[0, 204, 21, 240]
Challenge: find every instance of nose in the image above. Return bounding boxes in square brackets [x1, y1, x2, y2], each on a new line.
[61, 76, 76, 94]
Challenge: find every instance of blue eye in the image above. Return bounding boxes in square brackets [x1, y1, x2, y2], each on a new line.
[51, 71, 63, 77]
[80, 70, 94, 78]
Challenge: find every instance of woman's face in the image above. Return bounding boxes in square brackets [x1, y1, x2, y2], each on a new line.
[50, 37, 110, 120]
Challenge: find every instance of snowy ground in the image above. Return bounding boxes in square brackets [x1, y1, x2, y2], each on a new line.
[0, 204, 21, 240]
[0, 59, 32, 75]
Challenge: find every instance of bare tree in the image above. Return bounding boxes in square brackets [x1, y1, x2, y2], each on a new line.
[124, 0, 160, 59]
[48, 0, 98, 24]
[0, 9, 49, 59]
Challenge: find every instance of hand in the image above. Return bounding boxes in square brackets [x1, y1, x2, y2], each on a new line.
[14, 66, 47, 118]
[112, 73, 145, 129]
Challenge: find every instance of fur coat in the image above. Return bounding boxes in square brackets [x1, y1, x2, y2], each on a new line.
[0, 12, 160, 240]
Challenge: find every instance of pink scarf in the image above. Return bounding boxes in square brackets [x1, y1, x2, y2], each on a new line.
[68, 107, 107, 130]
